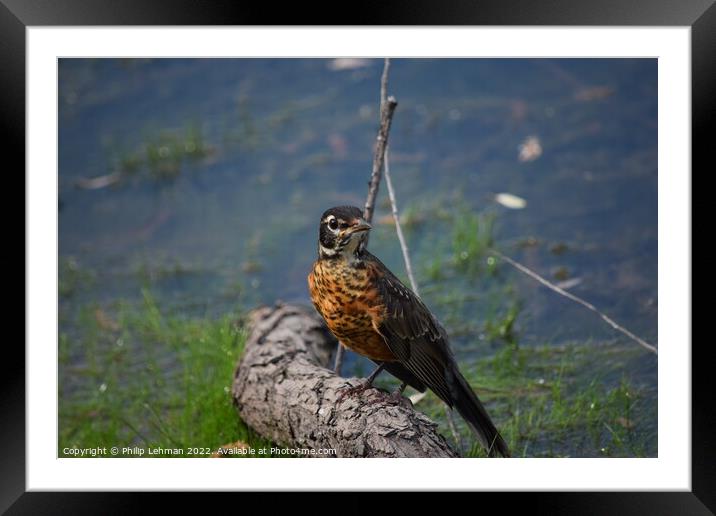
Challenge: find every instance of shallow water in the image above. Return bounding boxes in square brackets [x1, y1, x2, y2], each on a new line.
[59, 58, 657, 456]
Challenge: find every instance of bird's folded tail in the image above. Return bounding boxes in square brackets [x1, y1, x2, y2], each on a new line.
[450, 368, 510, 458]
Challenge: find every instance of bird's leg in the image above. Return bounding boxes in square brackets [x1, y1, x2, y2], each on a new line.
[336, 363, 386, 401]
[365, 363, 387, 385]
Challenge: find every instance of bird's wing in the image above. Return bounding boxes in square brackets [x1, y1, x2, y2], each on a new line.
[366, 255, 456, 405]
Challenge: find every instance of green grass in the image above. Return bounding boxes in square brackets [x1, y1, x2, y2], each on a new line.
[59, 289, 275, 457]
[483, 299, 521, 346]
[144, 123, 211, 180]
[412, 341, 652, 458]
[59, 256, 95, 298]
[452, 209, 495, 275]
[105, 122, 213, 184]
[414, 203, 499, 288]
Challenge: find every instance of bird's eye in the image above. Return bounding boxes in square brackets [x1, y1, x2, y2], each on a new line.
[328, 218, 338, 230]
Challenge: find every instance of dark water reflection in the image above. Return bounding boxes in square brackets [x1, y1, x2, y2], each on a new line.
[59, 58, 657, 455]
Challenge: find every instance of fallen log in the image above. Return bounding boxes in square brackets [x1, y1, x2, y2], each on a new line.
[231, 303, 458, 458]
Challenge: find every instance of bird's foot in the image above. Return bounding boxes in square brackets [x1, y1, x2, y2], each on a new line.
[390, 388, 413, 408]
[336, 381, 373, 403]
[389, 389, 408, 405]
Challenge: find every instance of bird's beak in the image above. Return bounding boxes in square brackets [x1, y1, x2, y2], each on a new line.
[348, 218, 372, 234]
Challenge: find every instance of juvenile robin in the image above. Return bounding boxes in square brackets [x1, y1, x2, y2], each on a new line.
[308, 206, 510, 457]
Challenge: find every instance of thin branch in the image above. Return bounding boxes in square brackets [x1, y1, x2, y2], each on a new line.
[490, 248, 658, 355]
[444, 408, 465, 455]
[332, 346, 345, 375]
[383, 147, 419, 295]
[363, 62, 398, 231]
[335, 58, 398, 375]
[380, 57, 390, 108]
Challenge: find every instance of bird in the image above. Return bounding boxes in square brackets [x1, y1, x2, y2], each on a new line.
[307, 205, 510, 457]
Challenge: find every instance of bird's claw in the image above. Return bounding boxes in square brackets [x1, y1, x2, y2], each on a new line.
[336, 381, 372, 403]
[389, 389, 410, 405]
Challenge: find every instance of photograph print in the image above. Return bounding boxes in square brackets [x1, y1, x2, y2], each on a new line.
[58, 57, 658, 459]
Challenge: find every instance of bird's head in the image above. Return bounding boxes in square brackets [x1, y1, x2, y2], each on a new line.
[317, 206, 372, 260]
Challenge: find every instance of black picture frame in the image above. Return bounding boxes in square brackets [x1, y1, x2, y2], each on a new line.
[6, 0, 709, 513]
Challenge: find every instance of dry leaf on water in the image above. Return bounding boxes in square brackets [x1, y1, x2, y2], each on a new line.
[495, 192, 527, 209]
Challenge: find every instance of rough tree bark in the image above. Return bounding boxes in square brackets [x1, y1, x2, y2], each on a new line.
[231, 303, 458, 458]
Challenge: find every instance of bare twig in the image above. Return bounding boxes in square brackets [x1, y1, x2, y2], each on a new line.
[380, 57, 390, 108]
[363, 61, 398, 231]
[490, 248, 657, 355]
[335, 58, 398, 375]
[383, 147, 419, 295]
[332, 346, 346, 375]
[444, 408, 464, 455]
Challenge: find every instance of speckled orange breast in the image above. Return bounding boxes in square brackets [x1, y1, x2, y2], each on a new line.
[308, 258, 396, 362]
